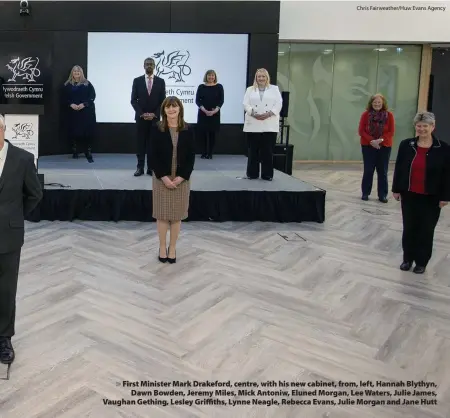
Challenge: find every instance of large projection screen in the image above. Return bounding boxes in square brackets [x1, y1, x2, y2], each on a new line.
[87, 32, 249, 124]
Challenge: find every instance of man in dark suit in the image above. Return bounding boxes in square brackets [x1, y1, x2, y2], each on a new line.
[0, 77, 6, 104]
[131, 57, 166, 176]
[0, 114, 42, 366]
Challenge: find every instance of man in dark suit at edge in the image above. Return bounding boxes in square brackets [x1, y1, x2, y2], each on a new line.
[131, 57, 166, 176]
[0, 114, 42, 367]
[0, 77, 7, 104]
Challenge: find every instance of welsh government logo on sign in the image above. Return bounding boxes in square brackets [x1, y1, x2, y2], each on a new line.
[12, 122, 34, 141]
[152, 50, 191, 83]
[6, 57, 41, 83]
[4, 114, 39, 164]
[3, 56, 44, 102]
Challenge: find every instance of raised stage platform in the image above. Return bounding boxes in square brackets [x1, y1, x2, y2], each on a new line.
[29, 154, 326, 223]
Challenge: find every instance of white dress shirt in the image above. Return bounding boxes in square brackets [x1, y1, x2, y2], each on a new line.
[0, 140, 8, 178]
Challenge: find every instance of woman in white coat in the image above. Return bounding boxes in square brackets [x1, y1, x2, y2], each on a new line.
[243, 68, 283, 180]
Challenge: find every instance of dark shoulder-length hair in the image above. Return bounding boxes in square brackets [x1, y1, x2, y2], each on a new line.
[366, 93, 388, 111]
[158, 96, 187, 132]
[203, 69, 217, 83]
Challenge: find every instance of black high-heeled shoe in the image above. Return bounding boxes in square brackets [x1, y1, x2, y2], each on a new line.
[167, 247, 176, 264]
[158, 249, 168, 263]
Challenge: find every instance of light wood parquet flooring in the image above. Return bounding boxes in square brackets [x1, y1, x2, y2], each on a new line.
[1, 163, 450, 418]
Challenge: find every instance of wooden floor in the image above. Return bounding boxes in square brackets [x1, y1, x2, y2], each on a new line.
[1, 164, 450, 418]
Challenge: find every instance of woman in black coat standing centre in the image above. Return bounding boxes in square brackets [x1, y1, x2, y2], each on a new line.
[63, 65, 96, 162]
[195, 70, 224, 159]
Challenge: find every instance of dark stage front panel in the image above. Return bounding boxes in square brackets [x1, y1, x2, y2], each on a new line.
[27, 188, 325, 224]
[29, 154, 325, 223]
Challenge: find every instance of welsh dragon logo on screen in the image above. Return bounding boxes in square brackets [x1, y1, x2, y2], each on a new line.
[151, 50, 191, 83]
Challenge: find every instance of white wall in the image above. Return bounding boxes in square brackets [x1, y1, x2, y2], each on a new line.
[280, 1, 450, 43]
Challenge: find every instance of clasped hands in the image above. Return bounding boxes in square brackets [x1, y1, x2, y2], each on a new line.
[393, 193, 448, 208]
[202, 107, 218, 117]
[141, 113, 156, 121]
[70, 103, 85, 111]
[370, 138, 383, 149]
[162, 176, 184, 189]
[252, 111, 273, 120]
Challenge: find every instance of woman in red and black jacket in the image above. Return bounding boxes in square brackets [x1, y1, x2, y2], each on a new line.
[392, 112, 450, 274]
[358, 94, 395, 202]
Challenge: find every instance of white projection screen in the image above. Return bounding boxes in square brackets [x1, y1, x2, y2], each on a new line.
[87, 32, 249, 124]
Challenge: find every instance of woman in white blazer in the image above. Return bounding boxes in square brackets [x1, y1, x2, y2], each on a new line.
[243, 68, 283, 180]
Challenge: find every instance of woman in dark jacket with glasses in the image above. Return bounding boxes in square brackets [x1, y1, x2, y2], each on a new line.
[392, 111, 450, 274]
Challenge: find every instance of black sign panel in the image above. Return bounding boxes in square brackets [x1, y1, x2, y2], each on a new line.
[0, 42, 51, 105]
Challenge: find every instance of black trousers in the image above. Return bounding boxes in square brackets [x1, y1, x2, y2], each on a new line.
[199, 130, 216, 156]
[136, 119, 154, 170]
[361, 145, 391, 198]
[71, 134, 92, 153]
[246, 132, 277, 179]
[0, 250, 21, 338]
[401, 192, 441, 267]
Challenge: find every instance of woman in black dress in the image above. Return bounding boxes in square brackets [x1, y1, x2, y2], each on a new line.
[62, 65, 96, 162]
[195, 70, 224, 159]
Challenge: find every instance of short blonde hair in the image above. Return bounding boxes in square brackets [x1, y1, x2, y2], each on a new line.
[0, 114, 5, 130]
[253, 68, 270, 89]
[203, 70, 217, 83]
